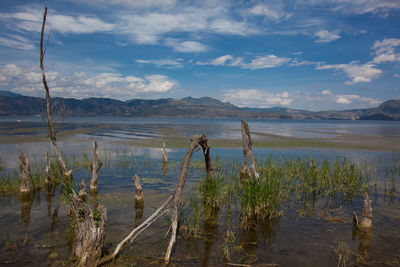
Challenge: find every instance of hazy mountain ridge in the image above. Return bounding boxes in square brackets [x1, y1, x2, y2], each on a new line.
[0, 92, 399, 120]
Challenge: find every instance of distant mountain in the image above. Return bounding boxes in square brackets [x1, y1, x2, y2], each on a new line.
[0, 90, 22, 97]
[0, 91, 399, 120]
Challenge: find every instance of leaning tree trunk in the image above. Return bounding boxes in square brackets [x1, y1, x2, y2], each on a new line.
[240, 119, 259, 181]
[18, 146, 31, 194]
[70, 193, 107, 266]
[97, 134, 212, 266]
[90, 141, 102, 192]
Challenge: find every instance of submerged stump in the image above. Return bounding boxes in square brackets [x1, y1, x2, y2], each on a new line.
[78, 180, 87, 202]
[18, 146, 31, 195]
[70, 193, 106, 266]
[90, 141, 102, 192]
[134, 174, 144, 208]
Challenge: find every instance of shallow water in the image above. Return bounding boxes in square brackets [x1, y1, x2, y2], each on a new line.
[0, 117, 399, 266]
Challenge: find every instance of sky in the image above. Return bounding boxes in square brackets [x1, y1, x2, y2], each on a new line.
[0, 0, 399, 111]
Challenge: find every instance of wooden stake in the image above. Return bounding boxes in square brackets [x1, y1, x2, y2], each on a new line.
[90, 141, 102, 192]
[18, 146, 31, 194]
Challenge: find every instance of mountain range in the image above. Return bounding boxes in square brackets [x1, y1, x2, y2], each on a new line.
[0, 90, 399, 120]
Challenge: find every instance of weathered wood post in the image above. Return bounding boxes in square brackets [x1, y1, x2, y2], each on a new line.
[18, 147, 31, 195]
[240, 119, 259, 181]
[90, 141, 102, 192]
[70, 193, 107, 266]
[134, 174, 144, 208]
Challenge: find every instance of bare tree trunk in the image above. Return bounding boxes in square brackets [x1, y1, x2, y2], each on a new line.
[200, 138, 214, 179]
[45, 151, 51, 187]
[70, 193, 107, 266]
[162, 141, 168, 164]
[240, 120, 259, 181]
[134, 174, 144, 208]
[40, 6, 72, 180]
[90, 141, 102, 192]
[97, 134, 210, 266]
[18, 146, 31, 194]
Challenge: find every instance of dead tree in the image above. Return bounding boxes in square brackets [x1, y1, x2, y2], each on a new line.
[240, 119, 259, 181]
[40, 6, 72, 180]
[134, 174, 144, 208]
[98, 134, 211, 266]
[45, 151, 51, 187]
[90, 141, 102, 192]
[162, 141, 168, 164]
[18, 146, 31, 194]
[70, 193, 107, 266]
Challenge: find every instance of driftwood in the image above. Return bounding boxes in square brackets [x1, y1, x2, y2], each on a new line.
[79, 180, 87, 202]
[45, 151, 51, 187]
[70, 193, 107, 266]
[134, 174, 144, 208]
[240, 120, 259, 181]
[18, 146, 31, 194]
[40, 7, 72, 180]
[97, 134, 211, 266]
[90, 141, 102, 192]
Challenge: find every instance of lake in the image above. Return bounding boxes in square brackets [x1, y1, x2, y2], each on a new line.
[0, 116, 399, 266]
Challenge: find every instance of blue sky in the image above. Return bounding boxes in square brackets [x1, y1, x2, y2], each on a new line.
[0, 0, 399, 111]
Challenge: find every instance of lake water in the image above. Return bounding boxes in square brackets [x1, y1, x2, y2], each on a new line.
[0, 116, 399, 266]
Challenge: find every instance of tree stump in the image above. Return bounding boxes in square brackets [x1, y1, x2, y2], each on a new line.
[240, 120, 259, 181]
[45, 151, 51, 187]
[162, 141, 168, 164]
[78, 180, 87, 202]
[353, 192, 372, 231]
[134, 174, 144, 208]
[18, 147, 31, 194]
[70, 193, 106, 266]
[90, 141, 102, 192]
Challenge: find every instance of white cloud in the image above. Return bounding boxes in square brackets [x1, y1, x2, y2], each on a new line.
[0, 64, 22, 85]
[0, 7, 114, 35]
[245, 55, 291, 69]
[372, 38, 400, 64]
[247, 4, 291, 21]
[395, 74, 400, 78]
[135, 58, 184, 69]
[314, 30, 340, 43]
[222, 89, 293, 108]
[165, 38, 208, 53]
[1, 64, 178, 100]
[316, 61, 382, 84]
[0, 34, 35, 50]
[308, 0, 400, 15]
[321, 89, 332, 95]
[197, 54, 291, 69]
[334, 94, 380, 105]
[68, 0, 177, 10]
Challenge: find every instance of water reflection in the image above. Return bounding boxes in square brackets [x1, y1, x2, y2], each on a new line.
[19, 193, 33, 226]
